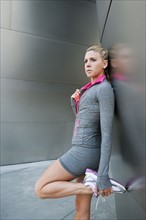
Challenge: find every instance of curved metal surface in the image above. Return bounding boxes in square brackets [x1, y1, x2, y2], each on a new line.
[96, 0, 146, 219]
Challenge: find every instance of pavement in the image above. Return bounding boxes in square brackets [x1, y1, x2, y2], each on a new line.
[1, 160, 117, 220]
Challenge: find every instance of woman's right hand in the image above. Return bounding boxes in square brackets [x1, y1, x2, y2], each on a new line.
[71, 89, 81, 101]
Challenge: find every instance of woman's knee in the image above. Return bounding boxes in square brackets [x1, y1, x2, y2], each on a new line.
[34, 180, 45, 199]
[34, 163, 55, 199]
[34, 179, 51, 199]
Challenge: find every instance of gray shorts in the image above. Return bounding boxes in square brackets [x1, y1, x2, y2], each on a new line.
[59, 145, 101, 177]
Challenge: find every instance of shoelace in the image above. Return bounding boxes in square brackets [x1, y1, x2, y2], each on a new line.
[95, 194, 106, 210]
[95, 189, 127, 211]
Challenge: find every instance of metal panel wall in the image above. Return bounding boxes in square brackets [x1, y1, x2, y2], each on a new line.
[10, 0, 98, 45]
[0, 0, 11, 29]
[96, 0, 111, 40]
[1, 1, 99, 165]
[96, 0, 145, 219]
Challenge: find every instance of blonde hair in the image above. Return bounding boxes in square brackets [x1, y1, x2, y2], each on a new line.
[86, 45, 110, 81]
[86, 45, 109, 60]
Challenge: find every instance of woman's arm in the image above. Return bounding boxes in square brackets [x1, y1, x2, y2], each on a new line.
[96, 83, 115, 191]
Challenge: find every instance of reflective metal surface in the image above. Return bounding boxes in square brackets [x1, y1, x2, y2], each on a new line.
[96, 0, 111, 40]
[96, 0, 145, 219]
[0, 0, 11, 28]
[1, 1, 99, 165]
[11, 0, 98, 45]
[1, 28, 88, 84]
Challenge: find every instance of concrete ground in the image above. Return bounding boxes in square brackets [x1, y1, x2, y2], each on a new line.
[1, 160, 117, 220]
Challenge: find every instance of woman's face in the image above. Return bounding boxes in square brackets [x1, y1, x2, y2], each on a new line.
[84, 50, 108, 81]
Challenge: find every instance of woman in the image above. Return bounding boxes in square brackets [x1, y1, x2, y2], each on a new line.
[35, 45, 115, 220]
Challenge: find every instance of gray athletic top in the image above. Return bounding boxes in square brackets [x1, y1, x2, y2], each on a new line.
[70, 78, 115, 190]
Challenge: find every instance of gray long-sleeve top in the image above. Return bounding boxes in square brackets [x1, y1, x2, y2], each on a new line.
[70, 78, 115, 190]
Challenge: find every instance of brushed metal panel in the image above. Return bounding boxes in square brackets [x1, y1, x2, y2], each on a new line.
[1, 122, 67, 165]
[1, 29, 88, 85]
[0, 0, 11, 28]
[0, 0, 100, 166]
[100, 0, 145, 218]
[111, 155, 145, 219]
[102, 3, 146, 152]
[1, 78, 77, 123]
[102, 1, 145, 50]
[96, 0, 111, 40]
[11, 0, 98, 45]
[102, 0, 145, 172]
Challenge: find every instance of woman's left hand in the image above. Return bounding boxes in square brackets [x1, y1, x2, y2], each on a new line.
[96, 186, 113, 197]
[99, 187, 113, 197]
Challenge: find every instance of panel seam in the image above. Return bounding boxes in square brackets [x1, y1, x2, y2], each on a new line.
[100, 0, 113, 43]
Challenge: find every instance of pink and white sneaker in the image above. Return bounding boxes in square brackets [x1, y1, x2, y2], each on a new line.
[84, 180, 98, 197]
[84, 168, 126, 194]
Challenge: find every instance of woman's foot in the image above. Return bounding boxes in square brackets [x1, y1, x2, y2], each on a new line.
[84, 180, 98, 197]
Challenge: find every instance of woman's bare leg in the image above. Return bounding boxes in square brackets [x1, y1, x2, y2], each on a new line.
[35, 160, 93, 199]
[74, 176, 92, 220]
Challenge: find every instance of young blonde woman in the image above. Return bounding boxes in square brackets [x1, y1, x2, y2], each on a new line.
[35, 45, 115, 220]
